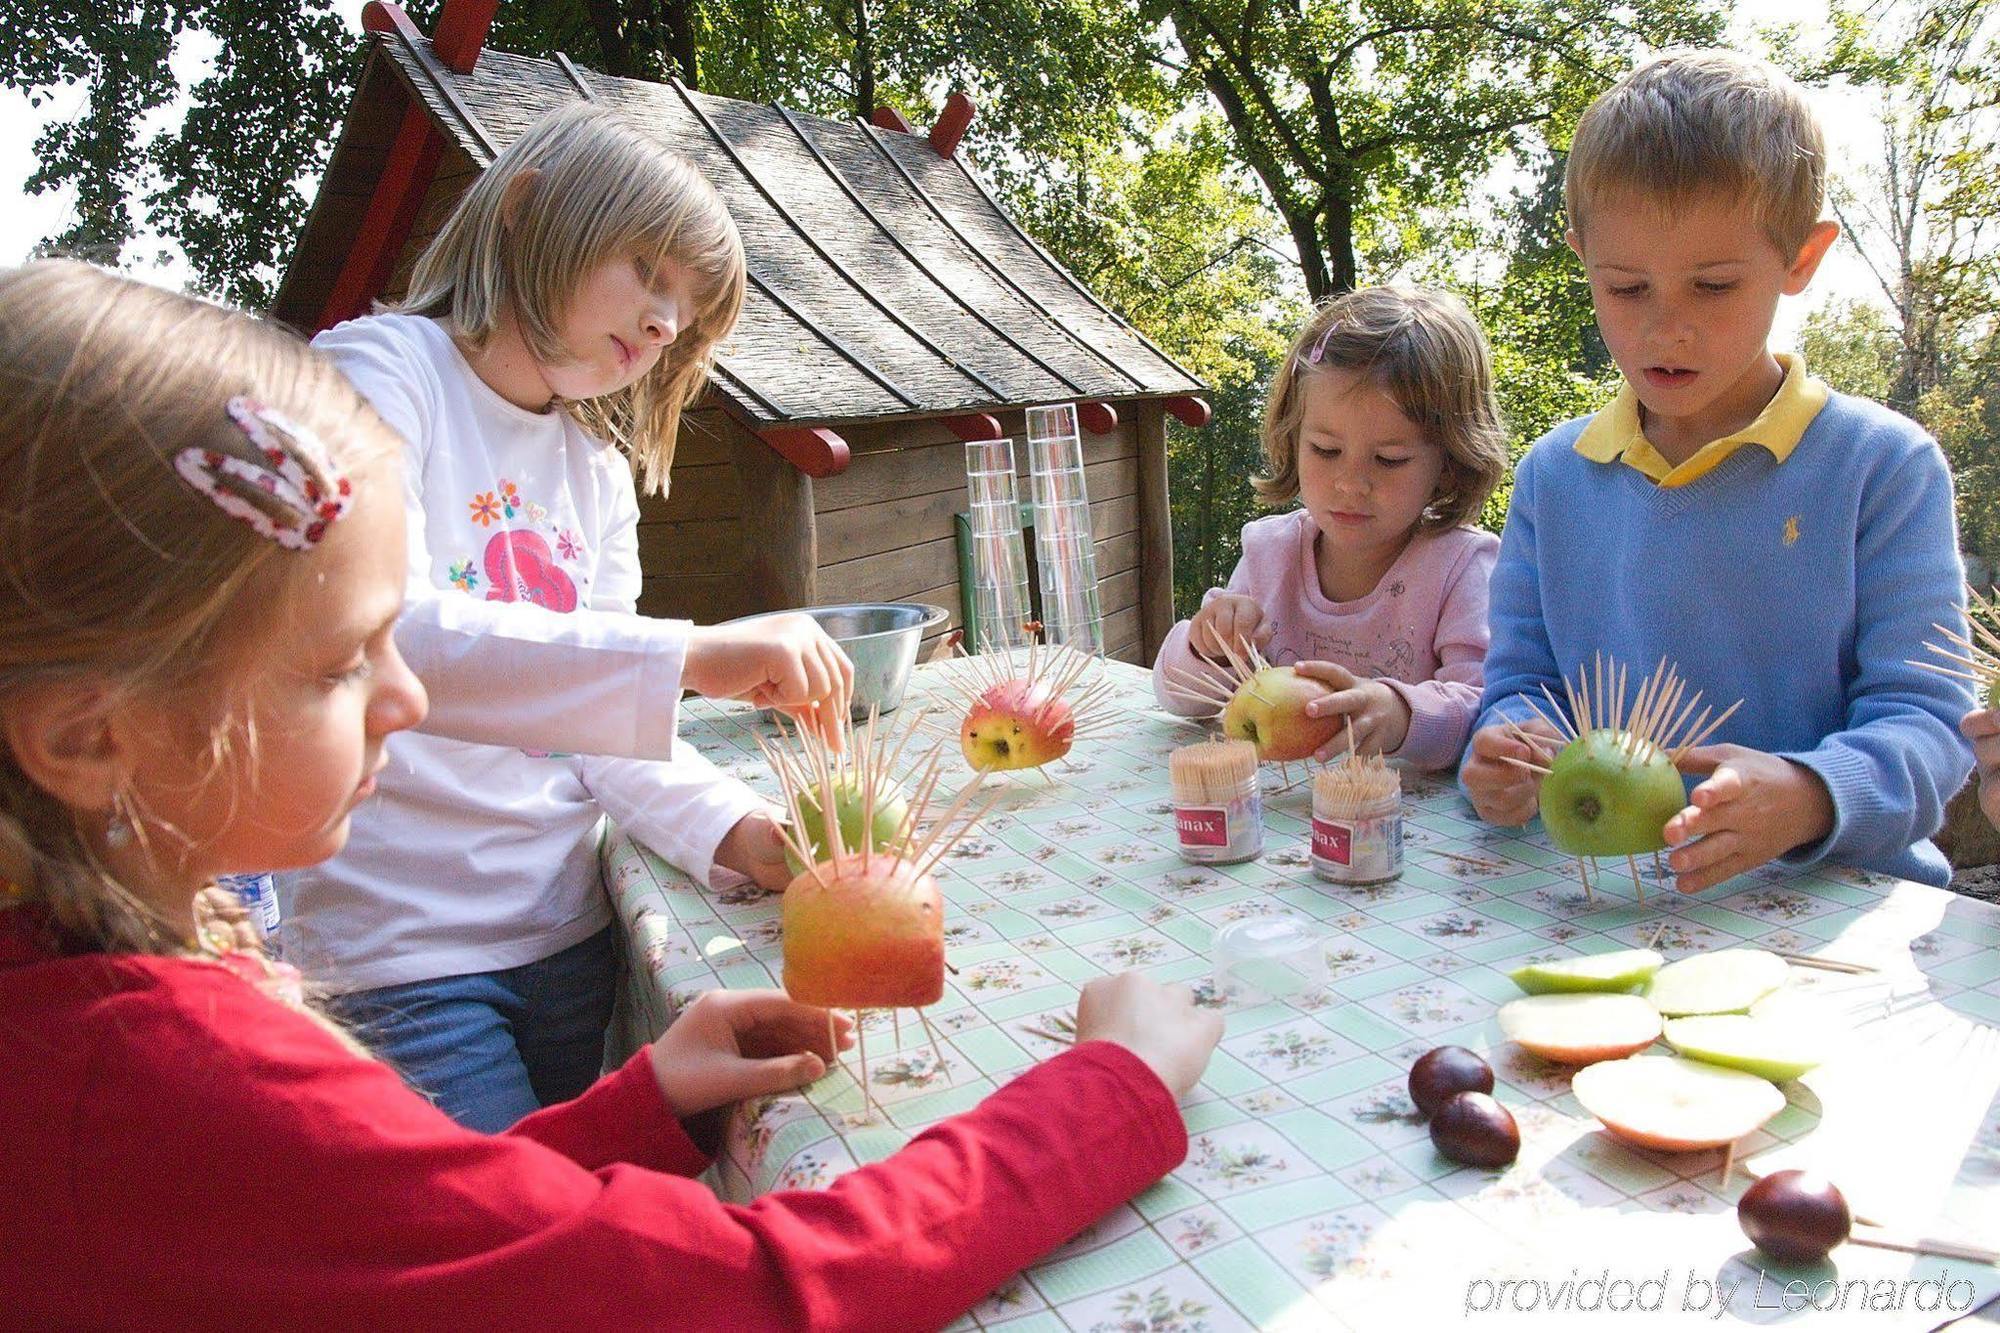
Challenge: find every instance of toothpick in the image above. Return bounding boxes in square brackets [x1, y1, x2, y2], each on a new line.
[1498, 755, 1554, 775]
[916, 1006, 950, 1073]
[1848, 1227, 2000, 1266]
[856, 1009, 874, 1120]
[1671, 698, 1743, 762]
[1628, 853, 1644, 904]
[1774, 952, 1876, 975]
[1645, 917, 1669, 950]
[1719, 1138, 1736, 1187]
[1538, 683, 1580, 740]
[1575, 856, 1594, 903]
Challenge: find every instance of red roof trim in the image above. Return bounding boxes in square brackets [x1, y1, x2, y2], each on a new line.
[1165, 396, 1213, 428]
[869, 105, 915, 134]
[315, 99, 441, 332]
[431, 0, 499, 74]
[1078, 401, 1118, 435]
[758, 427, 852, 478]
[942, 413, 1003, 441]
[928, 93, 975, 158]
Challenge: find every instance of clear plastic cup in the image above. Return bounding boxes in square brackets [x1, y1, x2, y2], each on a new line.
[1212, 917, 1331, 1005]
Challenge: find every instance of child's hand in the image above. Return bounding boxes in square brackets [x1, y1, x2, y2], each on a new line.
[715, 809, 794, 892]
[1073, 972, 1221, 1100]
[1461, 719, 1562, 826]
[1961, 710, 2000, 832]
[1187, 595, 1270, 663]
[1664, 746, 1836, 894]
[1295, 661, 1411, 757]
[686, 616, 855, 748]
[647, 989, 855, 1118]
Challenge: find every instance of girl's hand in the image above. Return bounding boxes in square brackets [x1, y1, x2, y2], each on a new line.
[714, 809, 794, 892]
[647, 990, 855, 1118]
[1295, 661, 1411, 757]
[1962, 709, 2000, 832]
[686, 616, 855, 748]
[1663, 745, 1836, 894]
[1187, 595, 1269, 663]
[1073, 972, 1221, 1100]
[1461, 718, 1562, 826]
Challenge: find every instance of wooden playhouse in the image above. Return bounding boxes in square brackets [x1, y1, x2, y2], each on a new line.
[273, 1, 1211, 665]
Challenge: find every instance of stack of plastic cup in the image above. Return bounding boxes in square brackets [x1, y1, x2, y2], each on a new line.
[963, 437, 1035, 653]
[1025, 404, 1104, 655]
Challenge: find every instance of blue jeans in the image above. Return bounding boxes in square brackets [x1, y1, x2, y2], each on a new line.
[334, 924, 621, 1133]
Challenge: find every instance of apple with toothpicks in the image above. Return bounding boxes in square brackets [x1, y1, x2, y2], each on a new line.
[1914, 583, 2000, 709]
[757, 709, 998, 1120]
[944, 640, 1120, 774]
[1163, 637, 1339, 763]
[1499, 654, 1741, 898]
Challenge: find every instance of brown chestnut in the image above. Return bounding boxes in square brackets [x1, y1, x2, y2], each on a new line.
[1408, 1045, 1495, 1118]
[1738, 1170, 1851, 1265]
[1430, 1091, 1520, 1168]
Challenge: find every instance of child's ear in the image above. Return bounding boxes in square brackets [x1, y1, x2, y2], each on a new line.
[0, 681, 132, 814]
[498, 167, 545, 235]
[1564, 228, 1585, 266]
[1783, 220, 1842, 296]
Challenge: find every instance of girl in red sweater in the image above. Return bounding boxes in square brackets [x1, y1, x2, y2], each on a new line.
[0, 261, 1221, 1330]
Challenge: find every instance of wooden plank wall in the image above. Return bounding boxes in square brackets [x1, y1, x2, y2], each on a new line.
[380, 142, 481, 303]
[633, 407, 1148, 665]
[810, 413, 1146, 665]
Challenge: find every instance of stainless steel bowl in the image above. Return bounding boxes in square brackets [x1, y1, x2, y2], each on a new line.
[721, 602, 950, 719]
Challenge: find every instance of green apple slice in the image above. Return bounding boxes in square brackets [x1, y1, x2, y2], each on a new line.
[1498, 993, 1662, 1065]
[1508, 948, 1664, 995]
[1645, 949, 1789, 1017]
[1571, 1054, 1786, 1151]
[1661, 1014, 1826, 1082]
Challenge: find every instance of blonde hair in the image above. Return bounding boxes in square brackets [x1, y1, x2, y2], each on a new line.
[1565, 49, 1827, 257]
[0, 260, 398, 957]
[1257, 286, 1508, 532]
[397, 102, 747, 496]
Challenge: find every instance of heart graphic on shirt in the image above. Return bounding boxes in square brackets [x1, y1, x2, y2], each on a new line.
[483, 529, 578, 613]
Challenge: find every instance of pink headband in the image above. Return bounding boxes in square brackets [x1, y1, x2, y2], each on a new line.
[173, 397, 352, 552]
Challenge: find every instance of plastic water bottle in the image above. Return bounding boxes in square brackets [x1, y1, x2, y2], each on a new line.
[218, 872, 280, 943]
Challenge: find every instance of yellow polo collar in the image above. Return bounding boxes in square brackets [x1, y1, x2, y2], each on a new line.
[1573, 354, 1829, 487]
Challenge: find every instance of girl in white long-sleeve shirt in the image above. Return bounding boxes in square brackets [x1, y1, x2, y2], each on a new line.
[280, 103, 851, 1131]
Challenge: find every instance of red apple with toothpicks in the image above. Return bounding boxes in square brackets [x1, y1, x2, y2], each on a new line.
[942, 640, 1120, 774]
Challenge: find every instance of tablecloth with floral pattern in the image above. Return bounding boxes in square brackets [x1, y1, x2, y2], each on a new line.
[605, 660, 2000, 1331]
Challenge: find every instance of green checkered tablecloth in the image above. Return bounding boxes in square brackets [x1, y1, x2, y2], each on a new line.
[606, 660, 2000, 1331]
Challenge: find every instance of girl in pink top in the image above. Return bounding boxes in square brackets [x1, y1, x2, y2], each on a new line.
[1154, 286, 1510, 770]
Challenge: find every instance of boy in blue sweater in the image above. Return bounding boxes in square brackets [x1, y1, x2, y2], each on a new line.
[1462, 50, 1973, 890]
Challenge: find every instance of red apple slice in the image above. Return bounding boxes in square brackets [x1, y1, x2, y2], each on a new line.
[1497, 993, 1663, 1065]
[1645, 949, 1789, 1017]
[1571, 1054, 1786, 1151]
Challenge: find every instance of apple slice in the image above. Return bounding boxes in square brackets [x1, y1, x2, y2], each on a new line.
[1662, 1014, 1826, 1082]
[1571, 1054, 1786, 1151]
[1508, 948, 1664, 995]
[1498, 993, 1662, 1065]
[1645, 949, 1789, 1016]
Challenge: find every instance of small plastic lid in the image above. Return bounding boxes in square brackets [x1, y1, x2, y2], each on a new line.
[1212, 915, 1331, 1005]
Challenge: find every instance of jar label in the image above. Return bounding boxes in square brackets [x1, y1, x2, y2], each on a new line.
[1176, 805, 1230, 848]
[1310, 817, 1351, 865]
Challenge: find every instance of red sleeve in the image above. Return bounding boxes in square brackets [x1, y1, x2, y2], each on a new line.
[71, 966, 1187, 1331]
[503, 1045, 709, 1177]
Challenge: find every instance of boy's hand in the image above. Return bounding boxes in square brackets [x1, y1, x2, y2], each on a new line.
[1187, 595, 1269, 663]
[714, 808, 794, 892]
[1074, 972, 1221, 1101]
[1961, 710, 2000, 832]
[685, 616, 854, 749]
[647, 990, 855, 1118]
[1462, 718, 1562, 826]
[1296, 661, 1411, 758]
[1664, 746, 1836, 894]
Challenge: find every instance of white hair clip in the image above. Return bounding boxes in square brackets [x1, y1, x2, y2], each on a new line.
[173, 397, 352, 551]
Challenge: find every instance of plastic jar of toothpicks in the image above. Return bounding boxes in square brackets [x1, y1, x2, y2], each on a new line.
[1170, 738, 1263, 864]
[1311, 751, 1402, 885]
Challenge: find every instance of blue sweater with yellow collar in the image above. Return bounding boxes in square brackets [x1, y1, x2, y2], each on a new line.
[1468, 380, 1973, 887]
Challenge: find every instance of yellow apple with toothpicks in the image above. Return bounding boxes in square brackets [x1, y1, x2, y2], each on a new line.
[1913, 583, 2000, 708]
[1163, 636, 1339, 763]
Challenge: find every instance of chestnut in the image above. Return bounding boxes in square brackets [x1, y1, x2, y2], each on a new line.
[1738, 1170, 1851, 1265]
[1430, 1091, 1520, 1168]
[1408, 1045, 1494, 1118]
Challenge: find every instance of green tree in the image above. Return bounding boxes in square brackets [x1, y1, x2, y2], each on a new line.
[1141, 0, 1725, 301]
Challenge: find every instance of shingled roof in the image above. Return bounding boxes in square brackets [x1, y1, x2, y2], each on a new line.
[273, 7, 1207, 449]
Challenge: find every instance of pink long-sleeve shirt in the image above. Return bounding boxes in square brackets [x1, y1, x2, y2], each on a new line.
[1153, 510, 1498, 770]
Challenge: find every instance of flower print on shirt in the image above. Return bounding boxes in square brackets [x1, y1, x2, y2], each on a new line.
[526, 501, 549, 525]
[556, 528, 583, 562]
[447, 558, 479, 593]
[469, 491, 501, 527]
